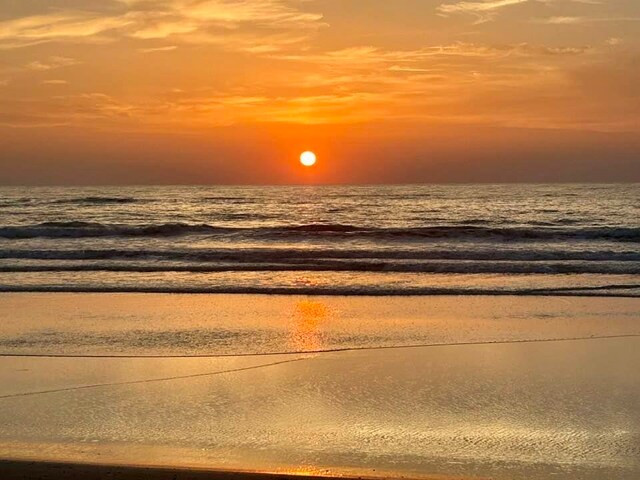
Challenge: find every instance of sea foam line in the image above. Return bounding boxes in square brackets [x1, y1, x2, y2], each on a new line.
[1, 262, 639, 274]
[0, 285, 639, 296]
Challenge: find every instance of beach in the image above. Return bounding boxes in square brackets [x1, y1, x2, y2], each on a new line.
[1, 294, 639, 479]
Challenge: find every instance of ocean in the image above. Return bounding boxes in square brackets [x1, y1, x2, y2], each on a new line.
[0, 184, 639, 296]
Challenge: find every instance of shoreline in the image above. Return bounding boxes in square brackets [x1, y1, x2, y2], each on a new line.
[1, 332, 639, 359]
[1, 293, 639, 359]
[0, 287, 639, 297]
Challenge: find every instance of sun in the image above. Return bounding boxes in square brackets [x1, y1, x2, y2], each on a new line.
[300, 151, 317, 167]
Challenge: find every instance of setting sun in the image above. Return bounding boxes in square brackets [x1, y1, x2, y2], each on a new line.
[300, 151, 317, 167]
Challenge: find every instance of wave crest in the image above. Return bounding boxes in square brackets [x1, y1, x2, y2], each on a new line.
[54, 197, 140, 205]
[1, 222, 639, 241]
[0, 222, 224, 239]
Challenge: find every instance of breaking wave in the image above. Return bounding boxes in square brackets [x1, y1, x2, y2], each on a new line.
[53, 196, 140, 205]
[1, 222, 640, 242]
[1, 284, 638, 297]
[2, 247, 639, 262]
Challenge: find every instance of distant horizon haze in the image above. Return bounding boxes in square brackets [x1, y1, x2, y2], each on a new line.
[2, 122, 640, 185]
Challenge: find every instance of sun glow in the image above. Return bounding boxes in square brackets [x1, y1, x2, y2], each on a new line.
[300, 151, 317, 167]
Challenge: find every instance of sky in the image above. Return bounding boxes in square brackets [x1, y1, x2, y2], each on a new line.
[1, 0, 639, 184]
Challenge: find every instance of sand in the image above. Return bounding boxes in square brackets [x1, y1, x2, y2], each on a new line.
[1, 294, 640, 479]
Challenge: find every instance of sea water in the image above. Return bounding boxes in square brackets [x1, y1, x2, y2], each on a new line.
[0, 184, 638, 295]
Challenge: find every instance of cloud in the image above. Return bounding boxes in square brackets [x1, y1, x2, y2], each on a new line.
[275, 42, 589, 69]
[0, 1, 324, 51]
[437, 0, 610, 24]
[1, 37, 594, 128]
[0, 13, 136, 49]
[534, 16, 640, 25]
[42, 80, 69, 85]
[437, 0, 527, 23]
[388, 66, 439, 73]
[139, 45, 178, 53]
[25, 56, 79, 71]
[0, 2, 636, 134]
[118, 0, 322, 27]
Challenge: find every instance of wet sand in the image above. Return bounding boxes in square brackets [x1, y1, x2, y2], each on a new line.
[1, 295, 639, 479]
[2, 293, 640, 357]
[1, 340, 639, 479]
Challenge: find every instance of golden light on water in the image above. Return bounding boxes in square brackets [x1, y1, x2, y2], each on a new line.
[290, 300, 329, 352]
[300, 151, 317, 167]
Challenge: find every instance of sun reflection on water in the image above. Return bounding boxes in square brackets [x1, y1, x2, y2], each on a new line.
[289, 300, 330, 352]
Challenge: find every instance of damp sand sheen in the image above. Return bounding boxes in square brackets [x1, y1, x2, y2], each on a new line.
[0, 294, 639, 480]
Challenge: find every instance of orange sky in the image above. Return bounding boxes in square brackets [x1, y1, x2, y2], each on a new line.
[1, 0, 639, 184]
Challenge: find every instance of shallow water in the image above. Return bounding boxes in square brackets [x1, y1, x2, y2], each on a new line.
[1, 294, 639, 356]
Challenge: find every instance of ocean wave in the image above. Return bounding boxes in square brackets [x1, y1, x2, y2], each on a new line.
[203, 196, 257, 204]
[1, 261, 639, 274]
[2, 247, 640, 262]
[53, 196, 140, 205]
[366, 225, 640, 241]
[0, 222, 226, 239]
[0, 284, 638, 297]
[285, 223, 369, 233]
[216, 213, 274, 221]
[0, 198, 35, 208]
[1, 222, 640, 241]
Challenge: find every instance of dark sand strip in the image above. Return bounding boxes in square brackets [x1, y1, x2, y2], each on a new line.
[0, 460, 454, 480]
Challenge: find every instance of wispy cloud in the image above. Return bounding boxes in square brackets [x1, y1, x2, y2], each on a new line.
[0, 13, 135, 49]
[139, 45, 178, 53]
[0, 0, 324, 51]
[26, 56, 78, 71]
[437, 0, 527, 23]
[42, 79, 69, 85]
[119, 0, 322, 28]
[275, 42, 590, 69]
[534, 15, 640, 25]
[438, 0, 608, 24]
